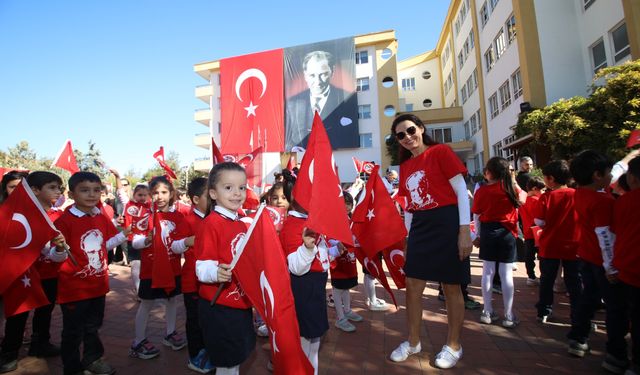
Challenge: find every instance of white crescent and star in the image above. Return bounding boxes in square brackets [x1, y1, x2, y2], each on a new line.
[10, 213, 32, 250]
[235, 68, 267, 118]
[364, 257, 380, 277]
[21, 274, 31, 287]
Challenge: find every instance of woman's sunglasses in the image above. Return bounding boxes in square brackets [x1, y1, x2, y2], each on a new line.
[395, 125, 418, 140]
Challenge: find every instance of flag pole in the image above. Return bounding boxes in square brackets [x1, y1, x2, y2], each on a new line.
[210, 202, 266, 306]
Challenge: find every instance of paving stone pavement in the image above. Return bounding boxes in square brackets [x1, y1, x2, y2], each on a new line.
[5, 250, 619, 374]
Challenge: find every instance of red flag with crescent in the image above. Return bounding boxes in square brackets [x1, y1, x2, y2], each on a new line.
[220, 48, 284, 153]
[352, 165, 407, 258]
[0, 179, 60, 294]
[152, 147, 178, 180]
[233, 207, 314, 375]
[52, 140, 80, 174]
[352, 157, 374, 175]
[293, 113, 353, 245]
[353, 247, 398, 307]
[382, 241, 407, 289]
[3, 267, 49, 317]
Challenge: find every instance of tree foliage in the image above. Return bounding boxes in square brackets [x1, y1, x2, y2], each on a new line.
[516, 59, 640, 160]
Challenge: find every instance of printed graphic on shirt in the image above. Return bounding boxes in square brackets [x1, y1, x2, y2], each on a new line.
[127, 205, 140, 216]
[230, 232, 246, 259]
[159, 220, 175, 249]
[405, 170, 438, 210]
[76, 229, 106, 278]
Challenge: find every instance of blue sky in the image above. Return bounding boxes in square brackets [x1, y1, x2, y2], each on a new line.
[0, 0, 450, 174]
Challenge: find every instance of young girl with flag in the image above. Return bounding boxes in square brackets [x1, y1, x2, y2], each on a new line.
[129, 176, 192, 360]
[122, 183, 151, 297]
[194, 162, 256, 375]
[471, 157, 521, 328]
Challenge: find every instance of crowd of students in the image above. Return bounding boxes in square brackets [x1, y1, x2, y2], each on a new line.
[0, 143, 638, 375]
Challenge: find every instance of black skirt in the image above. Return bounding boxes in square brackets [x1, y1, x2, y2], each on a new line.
[331, 277, 358, 290]
[198, 300, 255, 368]
[126, 241, 140, 261]
[138, 276, 182, 300]
[291, 271, 329, 339]
[479, 222, 517, 262]
[404, 205, 471, 284]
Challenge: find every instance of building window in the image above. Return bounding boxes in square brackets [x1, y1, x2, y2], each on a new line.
[591, 39, 607, 73]
[474, 154, 482, 174]
[494, 28, 506, 59]
[484, 47, 495, 72]
[432, 128, 453, 143]
[359, 133, 373, 148]
[584, 0, 596, 10]
[480, 2, 489, 28]
[503, 135, 516, 162]
[499, 80, 512, 110]
[464, 121, 471, 139]
[458, 51, 464, 69]
[461, 85, 468, 103]
[611, 23, 630, 63]
[493, 140, 503, 157]
[472, 68, 478, 89]
[490, 0, 499, 11]
[470, 113, 478, 135]
[506, 14, 516, 44]
[358, 104, 371, 119]
[468, 30, 475, 50]
[405, 103, 413, 112]
[489, 93, 499, 119]
[356, 77, 370, 92]
[401, 77, 416, 91]
[476, 109, 482, 130]
[422, 71, 432, 79]
[423, 99, 433, 108]
[511, 69, 523, 98]
[355, 51, 369, 64]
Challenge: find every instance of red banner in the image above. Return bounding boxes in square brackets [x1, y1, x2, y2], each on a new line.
[220, 49, 284, 153]
[382, 242, 406, 289]
[152, 146, 177, 180]
[354, 248, 398, 307]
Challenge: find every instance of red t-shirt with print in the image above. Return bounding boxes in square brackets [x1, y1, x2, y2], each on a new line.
[398, 144, 467, 212]
[181, 209, 204, 294]
[140, 210, 190, 280]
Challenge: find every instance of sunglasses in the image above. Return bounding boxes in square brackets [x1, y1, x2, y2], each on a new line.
[395, 125, 418, 140]
[122, 183, 130, 186]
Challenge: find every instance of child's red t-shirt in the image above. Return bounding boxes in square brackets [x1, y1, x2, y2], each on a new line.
[535, 188, 579, 260]
[34, 208, 64, 280]
[181, 209, 204, 294]
[140, 210, 189, 279]
[519, 195, 540, 240]
[280, 215, 329, 273]
[472, 182, 518, 237]
[573, 188, 615, 266]
[611, 188, 640, 287]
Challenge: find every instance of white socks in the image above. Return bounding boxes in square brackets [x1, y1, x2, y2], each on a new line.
[364, 274, 376, 303]
[300, 336, 321, 375]
[332, 287, 351, 320]
[134, 296, 179, 346]
[481, 261, 515, 318]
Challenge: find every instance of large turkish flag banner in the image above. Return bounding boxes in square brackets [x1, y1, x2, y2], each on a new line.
[0, 180, 59, 294]
[220, 49, 284, 153]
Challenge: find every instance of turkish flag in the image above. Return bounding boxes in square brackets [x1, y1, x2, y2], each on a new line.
[531, 225, 543, 248]
[293, 113, 353, 245]
[237, 147, 263, 188]
[220, 49, 284, 153]
[150, 210, 176, 294]
[52, 140, 80, 174]
[354, 248, 398, 308]
[0, 180, 60, 294]
[286, 153, 297, 171]
[627, 129, 640, 148]
[233, 207, 313, 375]
[152, 146, 178, 180]
[3, 267, 49, 317]
[382, 242, 407, 289]
[352, 157, 374, 175]
[391, 191, 407, 211]
[352, 165, 407, 258]
[211, 137, 225, 165]
[243, 187, 260, 211]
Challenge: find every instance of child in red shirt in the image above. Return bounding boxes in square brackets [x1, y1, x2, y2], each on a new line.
[472, 157, 521, 328]
[612, 156, 640, 375]
[533, 160, 581, 324]
[54, 172, 130, 375]
[520, 177, 545, 285]
[122, 183, 151, 296]
[567, 150, 629, 372]
[195, 163, 256, 375]
[129, 176, 192, 360]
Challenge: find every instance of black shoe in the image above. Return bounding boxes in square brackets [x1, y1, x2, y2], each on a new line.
[601, 353, 629, 374]
[0, 352, 18, 374]
[28, 342, 61, 358]
[85, 358, 115, 375]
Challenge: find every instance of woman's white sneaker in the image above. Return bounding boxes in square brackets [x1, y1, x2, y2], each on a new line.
[390, 341, 421, 362]
[434, 345, 463, 369]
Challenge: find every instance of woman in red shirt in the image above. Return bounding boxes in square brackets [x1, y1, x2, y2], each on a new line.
[388, 114, 472, 369]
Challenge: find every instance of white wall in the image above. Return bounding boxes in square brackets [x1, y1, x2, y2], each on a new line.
[398, 58, 442, 110]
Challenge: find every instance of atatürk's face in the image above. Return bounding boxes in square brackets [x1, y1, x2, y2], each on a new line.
[304, 57, 333, 97]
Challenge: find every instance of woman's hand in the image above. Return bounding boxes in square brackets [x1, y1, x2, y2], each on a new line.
[458, 225, 472, 260]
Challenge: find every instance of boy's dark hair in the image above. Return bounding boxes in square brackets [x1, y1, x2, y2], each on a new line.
[617, 173, 630, 193]
[68, 172, 102, 192]
[27, 171, 63, 190]
[569, 150, 613, 186]
[542, 160, 572, 186]
[526, 176, 545, 192]
[627, 155, 640, 180]
[187, 177, 208, 200]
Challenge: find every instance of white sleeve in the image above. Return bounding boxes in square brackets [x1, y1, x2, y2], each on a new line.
[473, 213, 481, 240]
[287, 244, 317, 276]
[449, 174, 471, 225]
[196, 260, 219, 283]
[47, 247, 68, 263]
[346, 182, 364, 200]
[611, 162, 627, 185]
[595, 226, 617, 274]
[404, 211, 413, 233]
[106, 232, 127, 249]
[116, 188, 130, 206]
[131, 234, 148, 249]
[170, 239, 189, 254]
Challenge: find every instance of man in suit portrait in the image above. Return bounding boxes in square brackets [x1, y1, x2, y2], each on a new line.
[285, 50, 359, 150]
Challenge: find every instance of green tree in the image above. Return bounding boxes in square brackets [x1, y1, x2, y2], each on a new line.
[516, 59, 640, 160]
[76, 140, 108, 179]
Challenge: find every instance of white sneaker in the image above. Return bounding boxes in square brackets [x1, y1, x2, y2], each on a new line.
[256, 324, 269, 337]
[367, 298, 390, 311]
[390, 341, 421, 362]
[434, 345, 463, 369]
[479, 310, 499, 325]
[502, 315, 520, 328]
